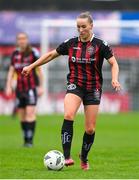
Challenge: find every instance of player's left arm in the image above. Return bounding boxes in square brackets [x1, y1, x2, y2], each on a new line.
[108, 56, 121, 91]
[22, 49, 59, 76]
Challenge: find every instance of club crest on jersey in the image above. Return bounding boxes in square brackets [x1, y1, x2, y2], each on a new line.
[67, 84, 76, 90]
[87, 46, 95, 56]
[15, 54, 21, 60]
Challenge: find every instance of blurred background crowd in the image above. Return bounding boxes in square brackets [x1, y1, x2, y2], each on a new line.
[0, 0, 139, 114]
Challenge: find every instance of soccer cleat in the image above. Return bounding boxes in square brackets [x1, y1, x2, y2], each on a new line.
[65, 158, 74, 166]
[79, 154, 90, 170]
[23, 142, 33, 148]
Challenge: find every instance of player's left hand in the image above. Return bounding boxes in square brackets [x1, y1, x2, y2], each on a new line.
[37, 86, 44, 97]
[22, 66, 32, 76]
[111, 80, 121, 91]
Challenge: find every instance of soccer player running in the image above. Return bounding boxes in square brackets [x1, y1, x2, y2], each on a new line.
[6, 32, 44, 147]
[22, 12, 121, 169]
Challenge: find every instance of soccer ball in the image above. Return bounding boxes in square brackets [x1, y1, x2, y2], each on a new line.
[44, 150, 65, 171]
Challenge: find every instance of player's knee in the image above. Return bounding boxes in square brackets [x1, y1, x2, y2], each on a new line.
[86, 127, 95, 135]
[64, 111, 75, 120]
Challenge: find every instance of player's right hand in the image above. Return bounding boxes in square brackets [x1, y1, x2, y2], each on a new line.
[111, 79, 121, 91]
[22, 66, 32, 76]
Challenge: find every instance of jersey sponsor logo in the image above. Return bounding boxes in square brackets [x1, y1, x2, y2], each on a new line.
[71, 56, 96, 64]
[67, 83, 76, 90]
[14, 63, 30, 69]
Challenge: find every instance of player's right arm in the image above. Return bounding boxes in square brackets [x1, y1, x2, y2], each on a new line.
[22, 50, 59, 76]
[5, 66, 15, 96]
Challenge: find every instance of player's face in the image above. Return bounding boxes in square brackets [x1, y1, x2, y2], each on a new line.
[16, 33, 29, 50]
[77, 18, 93, 41]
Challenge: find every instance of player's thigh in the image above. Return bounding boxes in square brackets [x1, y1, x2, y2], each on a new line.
[84, 105, 99, 134]
[25, 105, 36, 121]
[64, 93, 82, 120]
[18, 108, 26, 121]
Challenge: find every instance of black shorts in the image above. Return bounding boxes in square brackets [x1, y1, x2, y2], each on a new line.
[66, 84, 102, 105]
[16, 88, 37, 108]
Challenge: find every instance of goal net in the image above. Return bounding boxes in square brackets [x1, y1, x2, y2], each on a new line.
[38, 19, 139, 114]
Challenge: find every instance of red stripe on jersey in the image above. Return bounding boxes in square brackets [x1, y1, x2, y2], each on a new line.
[94, 46, 101, 90]
[68, 44, 75, 83]
[29, 53, 35, 88]
[76, 41, 83, 87]
[85, 42, 93, 90]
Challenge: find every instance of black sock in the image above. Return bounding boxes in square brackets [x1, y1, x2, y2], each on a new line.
[81, 131, 95, 162]
[21, 122, 27, 142]
[61, 119, 74, 159]
[21, 121, 36, 144]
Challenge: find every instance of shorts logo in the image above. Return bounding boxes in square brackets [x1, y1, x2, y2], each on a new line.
[28, 89, 35, 104]
[67, 84, 76, 90]
[94, 89, 101, 101]
[71, 56, 76, 62]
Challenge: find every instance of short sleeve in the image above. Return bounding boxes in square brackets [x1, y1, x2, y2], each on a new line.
[101, 40, 113, 60]
[56, 39, 70, 55]
[32, 48, 40, 61]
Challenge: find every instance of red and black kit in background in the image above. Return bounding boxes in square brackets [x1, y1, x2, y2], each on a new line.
[11, 48, 39, 107]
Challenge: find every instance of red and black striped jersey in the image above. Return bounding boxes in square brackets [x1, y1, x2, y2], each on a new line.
[56, 34, 113, 90]
[11, 48, 39, 92]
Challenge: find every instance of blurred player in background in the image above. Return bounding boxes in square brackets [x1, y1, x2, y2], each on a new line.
[22, 12, 121, 169]
[6, 32, 43, 147]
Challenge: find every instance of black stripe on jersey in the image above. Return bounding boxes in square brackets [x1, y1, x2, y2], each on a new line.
[32, 69, 38, 86]
[20, 53, 24, 91]
[27, 53, 32, 90]
[81, 43, 88, 89]
[27, 74, 31, 90]
[91, 42, 97, 89]
[72, 42, 78, 85]
[22, 54, 30, 91]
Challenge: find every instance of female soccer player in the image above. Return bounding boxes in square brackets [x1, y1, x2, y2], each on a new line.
[6, 32, 43, 147]
[22, 12, 121, 169]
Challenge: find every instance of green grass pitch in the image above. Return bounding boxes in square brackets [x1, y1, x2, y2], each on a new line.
[0, 113, 139, 179]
